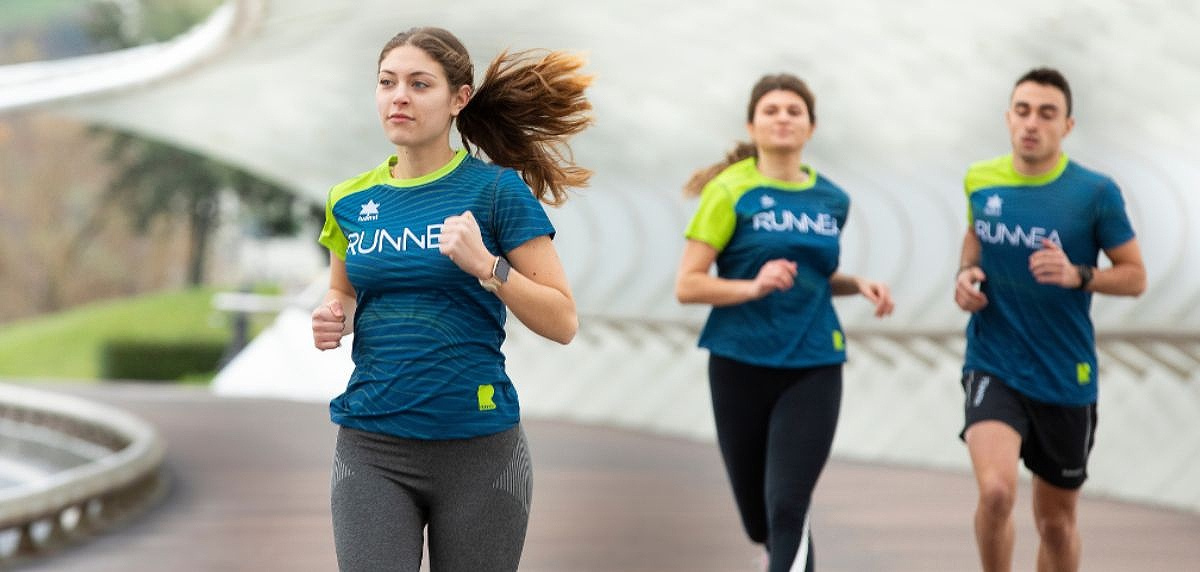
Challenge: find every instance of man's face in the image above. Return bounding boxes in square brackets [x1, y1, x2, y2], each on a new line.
[1005, 81, 1075, 168]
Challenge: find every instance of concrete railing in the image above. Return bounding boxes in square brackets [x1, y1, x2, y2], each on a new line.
[0, 384, 165, 562]
[214, 302, 1200, 513]
[503, 321, 1200, 514]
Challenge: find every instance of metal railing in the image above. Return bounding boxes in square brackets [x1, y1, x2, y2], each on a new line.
[0, 384, 165, 562]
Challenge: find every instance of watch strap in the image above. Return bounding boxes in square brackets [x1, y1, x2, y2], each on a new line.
[479, 256, 511, 293]
[1075, 265, 1094, 290]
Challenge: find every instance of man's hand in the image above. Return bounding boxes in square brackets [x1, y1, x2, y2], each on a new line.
[955, 266, 989, 312]
[1029, 239, 1081, 288]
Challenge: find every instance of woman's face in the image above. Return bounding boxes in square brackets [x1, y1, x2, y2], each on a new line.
[376, 44, 469, 151]
[746, 89, 814, 154]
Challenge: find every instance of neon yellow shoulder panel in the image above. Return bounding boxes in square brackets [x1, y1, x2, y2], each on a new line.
[685, 157, 817, 251]
[963, 153, 1069, 222]
[318, 151, 468, 259]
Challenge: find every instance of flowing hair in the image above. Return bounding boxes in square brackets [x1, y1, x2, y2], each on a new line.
[683, 74, 816, 197]
[379, 27, 593, 206]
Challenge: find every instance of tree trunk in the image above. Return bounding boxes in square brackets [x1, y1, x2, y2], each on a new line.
[186, 194, 219, 286]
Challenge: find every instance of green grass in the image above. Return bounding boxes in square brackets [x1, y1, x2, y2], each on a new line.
[0, 287, 272, 381]
[0, 0, 85, 29]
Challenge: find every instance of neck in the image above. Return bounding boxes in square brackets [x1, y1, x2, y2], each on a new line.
[755, 149, 807, 182]
[392, 144, 456, 179]
[1012, 151, 1063, 177]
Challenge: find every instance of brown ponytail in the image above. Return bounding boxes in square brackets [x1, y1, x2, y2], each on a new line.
[379, 27, 592, 206]
[683, 142, 757, 197]
[683, 73, 816, 197]
[457, 50, 594, 206]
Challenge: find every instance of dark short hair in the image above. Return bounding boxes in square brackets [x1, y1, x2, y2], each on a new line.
[1014, 67, 1072, 117]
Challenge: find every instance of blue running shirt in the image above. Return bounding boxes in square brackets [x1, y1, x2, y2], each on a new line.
[685, 157, 849, 368]
[963, 154, 1135, 406]
[318, 150, 555, 439]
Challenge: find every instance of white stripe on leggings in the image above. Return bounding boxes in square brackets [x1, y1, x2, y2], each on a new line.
[788, 511, 811, 572]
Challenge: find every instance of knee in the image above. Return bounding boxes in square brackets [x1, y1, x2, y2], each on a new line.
[1036, 512, 1077, 546]
[976, 478, 1016, 518]
[766, 502, 809, 537]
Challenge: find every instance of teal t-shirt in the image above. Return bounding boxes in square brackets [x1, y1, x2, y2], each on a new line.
[684, 157, 849, 368]
[962, 154, 1136, 406]
[318, 150, 555, 439]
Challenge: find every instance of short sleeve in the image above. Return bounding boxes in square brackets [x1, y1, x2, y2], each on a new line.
[684, 179, 737, 251]
[318, 190, 349, 260]
[492, 170, 555, 254]
[1094, 178, 1136, 250]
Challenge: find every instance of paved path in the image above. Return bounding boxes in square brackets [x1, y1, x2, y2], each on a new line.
[13, 382, 1200, 571]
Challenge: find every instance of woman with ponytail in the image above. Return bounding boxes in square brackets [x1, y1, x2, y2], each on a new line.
[311, 27, 591, 571]
[676, 74, 893, 572]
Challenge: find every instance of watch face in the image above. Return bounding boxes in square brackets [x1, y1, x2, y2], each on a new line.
[495, 257, 511, 283]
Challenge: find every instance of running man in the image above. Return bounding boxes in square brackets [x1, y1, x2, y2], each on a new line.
[954, 67, 1146, 571]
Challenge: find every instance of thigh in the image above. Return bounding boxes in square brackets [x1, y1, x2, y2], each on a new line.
[708, 354, 779, 541]
[331, 428, 427, 572]
[1032, 475, 1081, 524]
[427, 426, 531, 572]
[961, 370, 1030, 441]
[1022, 402, 1097, 489]
[764, 364, 842, 504]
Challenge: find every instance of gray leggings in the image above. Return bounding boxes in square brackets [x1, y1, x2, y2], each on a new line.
[331, 425, 532, 572]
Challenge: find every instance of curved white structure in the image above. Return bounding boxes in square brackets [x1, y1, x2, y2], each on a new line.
[0, 1, 251, 114]
[6, 0, 1198, 511]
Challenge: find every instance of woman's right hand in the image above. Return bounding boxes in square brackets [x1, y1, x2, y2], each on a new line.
[749, 258, 798, 300]
[312, 299, 347, 350]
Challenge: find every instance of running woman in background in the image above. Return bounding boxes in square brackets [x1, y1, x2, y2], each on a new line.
[311, 26, 592, 572]
[676, 73, 894, 572]
[954, 67, 1146, 572]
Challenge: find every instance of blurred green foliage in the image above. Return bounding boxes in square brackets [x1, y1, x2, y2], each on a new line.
[100, 338, 227, 381]
[0, 287, 276, 381]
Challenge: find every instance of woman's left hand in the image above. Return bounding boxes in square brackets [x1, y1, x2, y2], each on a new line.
[439, 210, 494, 280]
[857, 278, 895, 318]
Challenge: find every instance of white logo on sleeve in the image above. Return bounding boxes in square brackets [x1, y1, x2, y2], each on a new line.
[760, 194, 776, 209]
[984, 194, 1002, 217]
[358, 200, 380, 222]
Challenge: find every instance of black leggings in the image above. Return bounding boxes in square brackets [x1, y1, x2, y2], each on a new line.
[709, 355, 842, 572]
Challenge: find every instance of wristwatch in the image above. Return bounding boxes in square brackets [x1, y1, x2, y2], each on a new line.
[479, 256, 511, 293]
[1075, 264, 1094, 290]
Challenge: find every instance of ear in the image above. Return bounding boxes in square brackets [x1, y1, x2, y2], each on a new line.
[450, 84, 472, 117]
[745, 121, 755, 141]
[1063, 115, 1076, 137]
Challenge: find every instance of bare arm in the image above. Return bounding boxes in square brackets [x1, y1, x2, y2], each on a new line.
[674, 239, 796, 307]
[830, 271, 894, 317]
[1091, 238, 1146, 296]
[311, 253, 358, 350]
[493, 235, 578, 345]
[829, 272, 861, 296]
[955, 228, 989, 312]
[439, 211, 576, 345]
